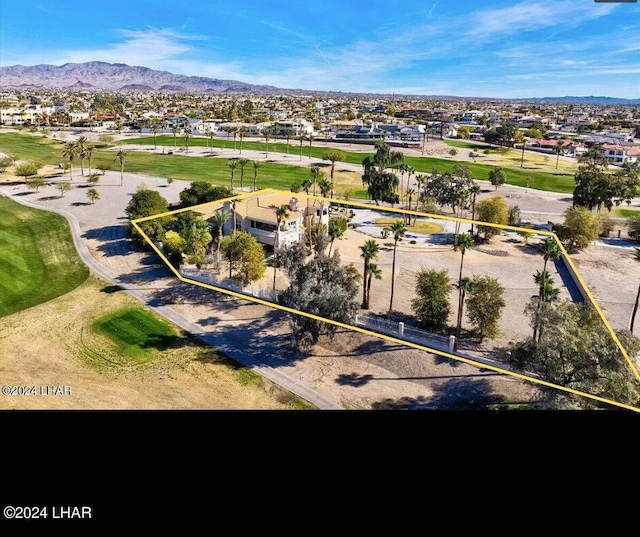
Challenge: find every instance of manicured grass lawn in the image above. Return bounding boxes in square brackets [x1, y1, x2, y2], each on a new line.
[1, 132, 576, 195]
[92, 306, 178, 363]
[401, 155, 576, 193]
[375, 218, 444, 234]
[125, 135, 578, 193]
[90, 150, 316, 192]
[0, 132, 66, 163]
[612, 208, 640, 218]
[0, 196, 89, 317]
[444, 140, 486, 150]
[123, 134, 369, 165]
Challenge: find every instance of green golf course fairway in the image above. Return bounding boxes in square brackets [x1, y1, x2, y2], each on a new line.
[92, 306, 179, 363]
[0, 196, 89, 317]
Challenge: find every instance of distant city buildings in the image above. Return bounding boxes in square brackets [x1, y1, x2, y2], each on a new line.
[1, 87, 638, 165]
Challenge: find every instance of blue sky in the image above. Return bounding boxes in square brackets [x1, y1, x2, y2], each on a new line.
[2, 0, 640, 98]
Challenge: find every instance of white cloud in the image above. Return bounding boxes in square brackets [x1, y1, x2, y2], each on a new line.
[52, 28, 205, 69]
[465, 0, 617, 38]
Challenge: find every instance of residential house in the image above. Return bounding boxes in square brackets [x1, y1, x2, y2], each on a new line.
[216, 193, 329, 251]
[267, 119, 314, 138]
[602, 144, 640, 166]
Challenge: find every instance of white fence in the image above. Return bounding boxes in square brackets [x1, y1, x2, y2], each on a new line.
[179, 267, 275, 301]
[354, 314, 454, 353]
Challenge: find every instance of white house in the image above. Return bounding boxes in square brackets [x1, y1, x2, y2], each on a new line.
[602, 144, 640, 166]
[267, 119, 314, 138]
[215, 193, 330, 250]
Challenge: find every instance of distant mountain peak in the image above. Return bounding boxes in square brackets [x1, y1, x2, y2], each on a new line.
[0, 61, 284, 94]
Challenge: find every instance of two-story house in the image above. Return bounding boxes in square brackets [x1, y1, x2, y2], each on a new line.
[215, 193, 330, 251]
[602, 144, 640, 166]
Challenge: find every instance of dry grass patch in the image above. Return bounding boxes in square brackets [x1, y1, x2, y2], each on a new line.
[0, 276, 314, 409]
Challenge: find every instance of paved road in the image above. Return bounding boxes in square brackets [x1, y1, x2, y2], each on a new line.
[0, 185, 342, 410]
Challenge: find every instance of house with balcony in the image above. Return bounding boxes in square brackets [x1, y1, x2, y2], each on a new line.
[215, 193, 330, 251]
[602, 144, 640, 166]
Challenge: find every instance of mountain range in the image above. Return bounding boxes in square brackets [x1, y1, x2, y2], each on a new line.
[0, 61, 284, 94]
[1, 61, 639, 104]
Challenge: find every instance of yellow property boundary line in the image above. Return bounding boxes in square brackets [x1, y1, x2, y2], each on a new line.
[132, 188, 640, 412]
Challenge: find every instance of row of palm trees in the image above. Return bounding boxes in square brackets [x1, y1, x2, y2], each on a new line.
[228, 158, 263, 191]
[61, 136, 127, 185]
[356, 219, 574, 352]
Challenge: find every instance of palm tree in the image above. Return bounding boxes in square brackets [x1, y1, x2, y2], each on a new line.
[152, 124, 161, 149]
[539, 238, 561, 306]
[263, 131, 271, 157]
[323, 151, 344, 199]
[328, 220, 345, 257]
[75, 136, 88, 175]
[114, 148, 127, 186]
[171, 125, 179, 150]
[630, 248, 640, 333]
[366, 263, 383, 311]
[230, 127, 238, 151]
[318, 175, 331, 230]
[87, 188, 100, 204]
[211, 210, 231, 252]
[454, 277, 474, 348]
[310, 166, 321, 196]
[273, 204, 290, 293]
[84, 145, 95, 177]
[388, 221, 407, 314]
[208, 128, 216, 150]
[398, 163, 407, 200]
[405, 165, 416, 198]
[252, 161, 263, 192]
[360, 239, 380, 309]
[404, 189, 416, 224]
[238, 158, 249, 191]
[533, 271, 559, 302]
[308, 133, 314, 158]
[286, 131, 292, 154]
[554, 140, 565, 170]
[455, 233, 475, 349]
[532, 270, 560, 342]
[183, 129, 191, 154]
[299, 134, 305, 161]
[228, 160, 239, 190]
[301, 178, 313, 248]
[62, 142, 78, 180]
[238, 126, 247, 154]
[468, 183, 481, 236]
[231, 198, 240, 238]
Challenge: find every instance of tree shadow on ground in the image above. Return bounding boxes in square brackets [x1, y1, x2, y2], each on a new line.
[13, 191, 35, 196]
[516, 242, 544, 256]
[101, 284, 124, 294]
[140, 333, 180, 351]
[71, 201, 92, 206]
[114, 264, 174, 290]
[337, 370, 502, 387]
[37, 196, 60, 201]
[335, 373, 374, 387]
[433, 354, 463, 367]
[83, 225, 127, 241]
[552, 257, 584, 303]
[371, 378, 499, 410]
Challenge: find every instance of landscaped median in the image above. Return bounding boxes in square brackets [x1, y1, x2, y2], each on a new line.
[131, 188, 640, 411]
